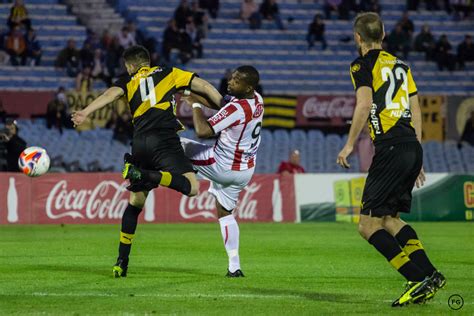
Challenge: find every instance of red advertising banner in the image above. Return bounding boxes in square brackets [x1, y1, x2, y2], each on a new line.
[0, 173, 296, 224]
[0, 91, 54, 118]
[296, 95, 355, 127]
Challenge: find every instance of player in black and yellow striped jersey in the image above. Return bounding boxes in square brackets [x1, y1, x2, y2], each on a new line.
[350, 49, 418, 147]
[336, 13, 445, 307]
[72, 45, 223, 278]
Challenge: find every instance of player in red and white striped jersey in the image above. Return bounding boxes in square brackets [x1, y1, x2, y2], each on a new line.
[181, 65, 263, 277]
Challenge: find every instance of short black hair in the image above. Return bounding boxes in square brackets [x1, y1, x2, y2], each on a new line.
[123, 45, 150, 66]
[235, 65, 260, 89]
[353, 12, 384, 44]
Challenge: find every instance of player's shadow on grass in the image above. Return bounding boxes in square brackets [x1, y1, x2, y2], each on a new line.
[24, 264, 112, 277]
[28, 263, 219, 279]
[139, 265, 217, 278]
[245, 287, 361, 304]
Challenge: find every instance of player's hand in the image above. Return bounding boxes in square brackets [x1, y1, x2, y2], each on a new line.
[415, 167, 425, 188]
[71, 110, 88, 127]
[336, 144, 353, 169]
[180, 95, 195, 105]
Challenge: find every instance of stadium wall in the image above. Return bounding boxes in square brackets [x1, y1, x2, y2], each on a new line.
[1, 172, 472, 225]
[0, 91, 54, 118]
[0, 172, 296, 225]
[4, 90, 473, 144]
[294, 173, 474, 222]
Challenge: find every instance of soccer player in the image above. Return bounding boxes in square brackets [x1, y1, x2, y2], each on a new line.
[127, 66, 263, 277]
[336, 13, 445, 306]
[71, 45, 223, 278]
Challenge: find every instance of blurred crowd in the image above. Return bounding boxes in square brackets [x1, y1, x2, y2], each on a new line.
[54, 21, 158, 92]
[384, 11, 474, 71]
[44, 87, 132, 144]
[52, 0, 218, 92]
[0, 0, 472, 90]
[0, 0, 41, 66]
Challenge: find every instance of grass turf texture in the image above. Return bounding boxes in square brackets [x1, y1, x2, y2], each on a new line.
[0, 223, 472, 315]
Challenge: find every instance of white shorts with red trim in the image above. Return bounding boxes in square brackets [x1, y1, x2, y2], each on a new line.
[180, 137, 254, 211]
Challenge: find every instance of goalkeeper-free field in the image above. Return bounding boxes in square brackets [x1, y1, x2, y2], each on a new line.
[0, 222, 472, 315]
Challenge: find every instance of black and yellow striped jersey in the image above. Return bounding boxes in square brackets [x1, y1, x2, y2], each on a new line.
[350, 49, 418, 147]
[113, 66, 195, 134]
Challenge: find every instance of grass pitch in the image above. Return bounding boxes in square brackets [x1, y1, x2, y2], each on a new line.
[0, 222, 472, 315]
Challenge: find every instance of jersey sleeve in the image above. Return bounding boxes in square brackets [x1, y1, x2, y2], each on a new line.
[172, 67, 196, 89]
[207, 102, 245, 134]
[350, 60, 372, 91]
[112, 76, 129, 97]
[407, 68, 418, 97]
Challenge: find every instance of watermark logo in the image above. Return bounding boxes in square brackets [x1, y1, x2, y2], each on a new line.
[448, 294, 464, 310]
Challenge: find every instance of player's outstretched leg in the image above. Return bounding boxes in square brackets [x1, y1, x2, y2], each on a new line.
[384, 216, 446, 298]
[359, 215, 434, 306]
[216, 203, 243, 278]
[123, 162, 198, 196]
[113, 191, 146, 278]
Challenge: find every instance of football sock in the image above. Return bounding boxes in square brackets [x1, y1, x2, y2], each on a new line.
[219, 214, 241, 273]
[368, 229, 425, 282]
[141, 170, 191, 195]
[118, 204, 142, 261]
[395, 225, 436, 277]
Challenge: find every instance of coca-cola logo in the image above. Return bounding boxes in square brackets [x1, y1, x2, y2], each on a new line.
[302, 96, 355, 119]
[179, 183, 261, 220]
[45, 180, 129, 220]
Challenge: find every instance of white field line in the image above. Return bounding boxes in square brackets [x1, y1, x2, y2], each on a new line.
[0, 292, 304, 300]
[0, 292, 470, 307]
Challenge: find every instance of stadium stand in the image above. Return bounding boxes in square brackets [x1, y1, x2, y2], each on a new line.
[0, 0, 472, 174]
[0, 0, 89, 90]
[0, 0, 472, 93]
[117, 0, 474, 95]
[1, 119, 472, 173]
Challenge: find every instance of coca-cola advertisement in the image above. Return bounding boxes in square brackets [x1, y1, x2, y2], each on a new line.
[296, 95, 355, 127]
[0, 173, 296, 224]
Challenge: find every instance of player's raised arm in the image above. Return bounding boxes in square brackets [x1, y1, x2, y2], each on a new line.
[71, 86, 124, 126]
[189, 76, 223, 110]
[190, 102, 215, 138]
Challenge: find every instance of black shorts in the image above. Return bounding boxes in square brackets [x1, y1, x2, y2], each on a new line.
[129, 129, 194, 192]
[361, 141, 423, 217]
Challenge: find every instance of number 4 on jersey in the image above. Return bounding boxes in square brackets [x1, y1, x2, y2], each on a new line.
[139, 77, 157, 106]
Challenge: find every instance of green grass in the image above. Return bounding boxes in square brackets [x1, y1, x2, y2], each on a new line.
[0, 223, 472, 315]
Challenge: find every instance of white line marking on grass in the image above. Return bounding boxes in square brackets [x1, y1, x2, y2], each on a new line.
[0, 292, 305, 300]
[3, 293, 470, 306]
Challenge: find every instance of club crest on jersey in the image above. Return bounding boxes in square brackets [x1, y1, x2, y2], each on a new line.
[351, 63, 361, 73]
[253, 104, 263, 118]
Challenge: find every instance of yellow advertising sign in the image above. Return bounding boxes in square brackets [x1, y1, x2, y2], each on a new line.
[334, 177, 366, 223]
[464, 181, 474, 208]
[350, 177, 366, 214]
[66, 91, 128, 131]
[419, 95, 445, 141]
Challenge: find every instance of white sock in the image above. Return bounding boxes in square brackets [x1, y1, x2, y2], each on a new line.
[218, 214, 240, 273]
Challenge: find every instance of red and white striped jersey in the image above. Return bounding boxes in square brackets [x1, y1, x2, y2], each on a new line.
[207, 92, 264, 171]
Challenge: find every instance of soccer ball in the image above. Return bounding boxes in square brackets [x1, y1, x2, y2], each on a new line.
[18, 146, 50, 177]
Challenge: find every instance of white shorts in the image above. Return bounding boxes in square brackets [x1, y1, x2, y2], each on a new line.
[181, 137, 254, 211]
